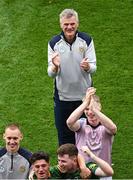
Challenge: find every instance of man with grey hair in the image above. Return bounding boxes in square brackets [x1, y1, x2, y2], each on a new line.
[48, 8, 97, 146]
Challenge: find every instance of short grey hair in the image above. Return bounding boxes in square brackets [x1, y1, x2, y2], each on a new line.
[59, 9, 79, 23]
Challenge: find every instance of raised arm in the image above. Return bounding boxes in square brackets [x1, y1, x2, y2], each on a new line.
[90, 98, 117, 135]
[67, 87, 96, 132]
[81, 146, 114, 177]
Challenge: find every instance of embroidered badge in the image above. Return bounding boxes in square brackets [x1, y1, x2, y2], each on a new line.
[59, 45, 65, 53]
[0, 166, 5, 173]
[79, 46, 85, 53]
[19, 166, 26, 173]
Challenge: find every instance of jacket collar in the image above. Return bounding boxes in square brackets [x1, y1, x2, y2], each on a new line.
[60, 31, 78, 45]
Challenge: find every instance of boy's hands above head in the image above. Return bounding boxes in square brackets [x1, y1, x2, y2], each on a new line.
[83, 87, 96, 105]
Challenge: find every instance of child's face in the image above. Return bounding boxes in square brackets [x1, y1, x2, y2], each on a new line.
[84, 102, 101, 127]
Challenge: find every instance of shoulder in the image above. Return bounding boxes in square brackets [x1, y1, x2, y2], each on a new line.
[86, 162, 99, 178]
[49, 34, 61, 49]
[50, 166, 60, 174]
[75, 118, 87, 133]
[77, 31, 92, 46]
[50, 166, 61, 178]
[18, 147, 32, 161]
[0, 147, 7, 157]
[79, 118, 87, 128]
[86, 162, 98, 170]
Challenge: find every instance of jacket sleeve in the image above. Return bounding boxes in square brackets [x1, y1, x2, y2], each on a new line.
[47, 43, 60, 78]
[85, 39, 97, 74]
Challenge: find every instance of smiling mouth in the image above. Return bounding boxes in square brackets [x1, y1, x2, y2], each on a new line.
[67, 29, 74, 32]
[9, 144, 17, 149]
[10, 145, 15, 147]
[90, 119, 97, 122]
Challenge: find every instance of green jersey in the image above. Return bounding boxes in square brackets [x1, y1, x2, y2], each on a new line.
[50, 162, 99, 179]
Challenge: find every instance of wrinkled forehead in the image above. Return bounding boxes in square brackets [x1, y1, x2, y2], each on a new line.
[60, 15, 78, 24]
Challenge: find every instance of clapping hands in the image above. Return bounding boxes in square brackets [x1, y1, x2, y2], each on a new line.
[52, 52, 60, 67]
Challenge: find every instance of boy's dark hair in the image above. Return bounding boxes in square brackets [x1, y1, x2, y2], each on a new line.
[30, 151, 50, 164]
[57, 143, 78, 157]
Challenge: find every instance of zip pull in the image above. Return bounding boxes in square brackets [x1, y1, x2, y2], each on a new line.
[10, 154, 13, 171]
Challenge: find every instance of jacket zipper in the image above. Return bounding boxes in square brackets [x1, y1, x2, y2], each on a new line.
[10, 154, 13, 171]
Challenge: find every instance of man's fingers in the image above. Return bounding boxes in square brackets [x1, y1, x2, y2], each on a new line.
[52, 52, 59, 59]
[84, 57, 88, 61]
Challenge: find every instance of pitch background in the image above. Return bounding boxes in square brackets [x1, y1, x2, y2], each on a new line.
[0, 0, 133, 178]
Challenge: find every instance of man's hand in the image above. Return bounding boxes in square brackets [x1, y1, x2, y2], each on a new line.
[80, 58, 90, 71]
[28, 169, 35, 180]
[52, 52, 60, 67]
[80, 167, 91, 179]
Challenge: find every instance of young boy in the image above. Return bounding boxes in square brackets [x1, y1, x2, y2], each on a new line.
[67, 87, 117, 165]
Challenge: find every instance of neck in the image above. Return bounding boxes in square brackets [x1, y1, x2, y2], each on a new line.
[62, 31, 77, 44]
[6, 146, 19, 154]
[67, 37, 74, 43]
